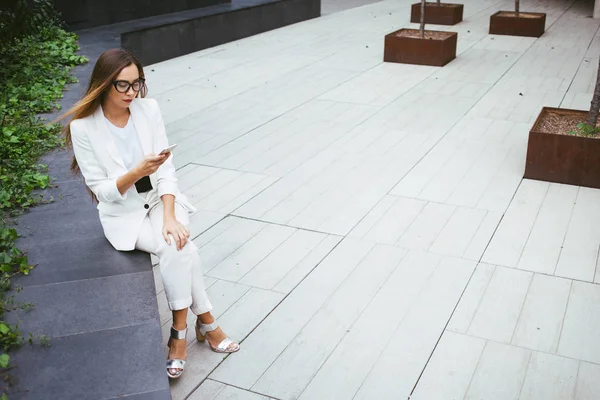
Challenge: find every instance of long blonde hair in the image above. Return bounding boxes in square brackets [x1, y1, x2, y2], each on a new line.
[56, 48, 148, 174]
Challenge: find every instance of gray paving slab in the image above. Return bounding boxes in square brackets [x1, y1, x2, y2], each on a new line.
[321, 0, 383, 14]
[36, 148, 83, 183]
[11, 272, 158, 338]
[15, 208, 105, 244]
[109, 389, 174, 400]
[27, 179, 90, 213]
[7, 322, 166, 400]
[14, 237, 150, 287]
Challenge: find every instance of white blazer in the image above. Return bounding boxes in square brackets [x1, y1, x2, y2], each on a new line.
[70, 98, 196, 251]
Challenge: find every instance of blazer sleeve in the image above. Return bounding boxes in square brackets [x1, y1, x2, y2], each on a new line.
[70, 119, 128, 203]
[151, 99, 179, 198]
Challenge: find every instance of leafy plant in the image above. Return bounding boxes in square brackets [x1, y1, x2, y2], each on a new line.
[568, 122, 600, 137]
[0, 0, 60, 47]
[0, 19, 87, 397]
[0, 27, 86, 211]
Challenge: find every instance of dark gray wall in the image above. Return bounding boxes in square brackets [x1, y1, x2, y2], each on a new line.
[121, 0, 321, 65]
[54, 0, 231, 30]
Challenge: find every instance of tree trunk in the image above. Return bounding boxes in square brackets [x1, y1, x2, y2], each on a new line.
[437, 0, 441, 5]
[420, 0, 426, 38]
[587, 56, 600, 127]
[515, 0, 519, 16]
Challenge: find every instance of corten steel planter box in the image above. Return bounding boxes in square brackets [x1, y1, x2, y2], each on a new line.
[384, 28, 457, 67]
[489, 11, 546, 37]
[524, 107, 600, 189]
[410, 3, 464, 25]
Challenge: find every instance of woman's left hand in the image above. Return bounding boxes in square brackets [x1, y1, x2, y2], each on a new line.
[162, 217, 191, 251]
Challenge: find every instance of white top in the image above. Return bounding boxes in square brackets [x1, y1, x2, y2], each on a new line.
[103, 114, 144, 171]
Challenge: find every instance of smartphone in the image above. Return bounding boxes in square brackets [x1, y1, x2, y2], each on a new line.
[159, 143, 178, 155]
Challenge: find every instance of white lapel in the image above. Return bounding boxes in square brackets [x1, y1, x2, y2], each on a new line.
[92, 106, 127, 171]
[129, 99, 153, 156]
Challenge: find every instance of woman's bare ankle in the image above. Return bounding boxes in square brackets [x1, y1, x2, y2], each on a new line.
[197, 312, 215, 325]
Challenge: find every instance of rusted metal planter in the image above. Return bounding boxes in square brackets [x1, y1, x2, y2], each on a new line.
[524, 107, 600, 189]
[383, 28, 457, 67]
[410, 2, 464, 25]
[489, 11, 546, 37]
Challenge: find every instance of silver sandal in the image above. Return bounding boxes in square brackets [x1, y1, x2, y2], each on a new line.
[195, 320, 240, 353]
[166, 325, 187, 379]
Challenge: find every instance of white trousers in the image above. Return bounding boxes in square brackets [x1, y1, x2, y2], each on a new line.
[134, 202, 213, 315]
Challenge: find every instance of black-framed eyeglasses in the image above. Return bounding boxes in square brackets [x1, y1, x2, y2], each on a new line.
[112, 78, 146, 93]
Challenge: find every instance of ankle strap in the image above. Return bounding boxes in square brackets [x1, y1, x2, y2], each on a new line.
[198, 321, 219, 335]
[171, 326, 187, 340]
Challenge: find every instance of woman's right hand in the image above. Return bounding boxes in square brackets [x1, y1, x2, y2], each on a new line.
[134, 154, 169, 178]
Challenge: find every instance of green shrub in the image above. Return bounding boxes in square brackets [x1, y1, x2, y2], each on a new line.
[0, 0, 60, 47]
[0, 27, 86, 210]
